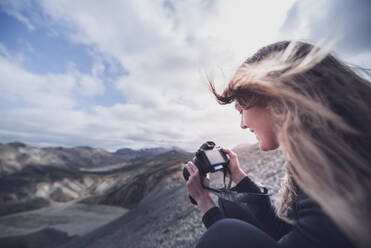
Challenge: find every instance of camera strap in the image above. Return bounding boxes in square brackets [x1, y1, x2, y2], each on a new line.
[200, 166, 233, 194]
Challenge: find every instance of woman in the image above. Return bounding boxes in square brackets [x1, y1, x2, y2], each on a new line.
[185, 40, 371, 248]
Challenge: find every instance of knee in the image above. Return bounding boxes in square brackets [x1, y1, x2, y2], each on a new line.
[208, 218, 245, 233]
[196, 219, 279, 248]
[210, 218, 261, 234]
[196, 219, 254, 248]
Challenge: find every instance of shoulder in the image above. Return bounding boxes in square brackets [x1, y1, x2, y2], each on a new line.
[281, 190, 355, 248]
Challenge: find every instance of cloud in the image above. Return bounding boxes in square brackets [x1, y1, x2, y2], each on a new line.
[0, 47, 108, 148]
[0, 56, 75, 108]
[280, 0, 371, 57]
[0, 47, 239, 151]
[0, 54, 104, 108]
[0, 0, 299, 151]
[0, 0, 35, 30]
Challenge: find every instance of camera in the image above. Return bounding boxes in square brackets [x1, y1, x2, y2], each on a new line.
[183, 141, 229, 181]
[183, 141, 230, 205]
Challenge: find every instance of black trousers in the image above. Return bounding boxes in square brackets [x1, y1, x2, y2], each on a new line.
[196, 219, 281, 248]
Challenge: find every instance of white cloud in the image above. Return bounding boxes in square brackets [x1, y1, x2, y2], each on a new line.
[0, 0, 36, 30]
[279, 0, 371, 57]
[0, 56, 75, 108]
[1, 0, 300, 151]
[0, 55, 104, 108]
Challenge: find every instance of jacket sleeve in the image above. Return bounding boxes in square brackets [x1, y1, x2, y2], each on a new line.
[202, 207, 223, 229]
[202, 176, 292, 240]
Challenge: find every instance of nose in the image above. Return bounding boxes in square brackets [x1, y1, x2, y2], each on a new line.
[240, 117, 248, 129]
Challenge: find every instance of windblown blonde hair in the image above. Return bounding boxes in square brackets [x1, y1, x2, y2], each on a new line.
[209, 41, 371, 248]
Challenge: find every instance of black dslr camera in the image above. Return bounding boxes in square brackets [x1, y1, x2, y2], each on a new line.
[183, 141, 230, 204]
[183, 141, 229, 181]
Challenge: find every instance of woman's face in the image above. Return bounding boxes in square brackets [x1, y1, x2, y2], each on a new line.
[235, 101, 279, 151]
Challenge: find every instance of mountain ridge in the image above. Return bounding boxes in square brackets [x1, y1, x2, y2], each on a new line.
[0, 141, 187, 176]
[0, 141, 192, 217]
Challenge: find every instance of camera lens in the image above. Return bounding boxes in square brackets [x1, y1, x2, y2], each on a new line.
[200, 141, 215, 150]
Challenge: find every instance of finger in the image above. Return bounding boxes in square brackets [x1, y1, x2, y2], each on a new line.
[221, 147, 236, 158]
[189, 162, 198, 173]
[184, 162, 191, 175]
[188, 168, 200, 183]
[186, 161, 196, 174]
[186, 164, 192, 175]
[188, 161, 198, 174]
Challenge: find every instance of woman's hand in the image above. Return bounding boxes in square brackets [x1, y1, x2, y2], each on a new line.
[185, 161, 215, 213]
[221, 147, 247, 185]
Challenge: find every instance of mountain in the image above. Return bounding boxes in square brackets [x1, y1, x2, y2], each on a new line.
[0, 142, 185, 176]
[0, 142, 286, 248]
[0, 142, 192, 217]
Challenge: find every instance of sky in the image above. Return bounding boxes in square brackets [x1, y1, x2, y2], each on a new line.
[0, 0, 370, 152]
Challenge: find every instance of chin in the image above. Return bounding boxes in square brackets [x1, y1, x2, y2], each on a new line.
[259, 144, 269, 151]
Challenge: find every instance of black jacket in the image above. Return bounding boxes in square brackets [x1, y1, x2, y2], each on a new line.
[202, 176, 355, 248]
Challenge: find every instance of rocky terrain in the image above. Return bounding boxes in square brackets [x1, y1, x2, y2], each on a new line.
[0, 142, 286, 248]
[0, 142, 189, 217]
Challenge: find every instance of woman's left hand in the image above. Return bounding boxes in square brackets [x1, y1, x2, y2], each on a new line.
[185, 161, 216, 213]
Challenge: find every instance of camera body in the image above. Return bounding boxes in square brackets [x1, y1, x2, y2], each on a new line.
[183, 141, 229, 181]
